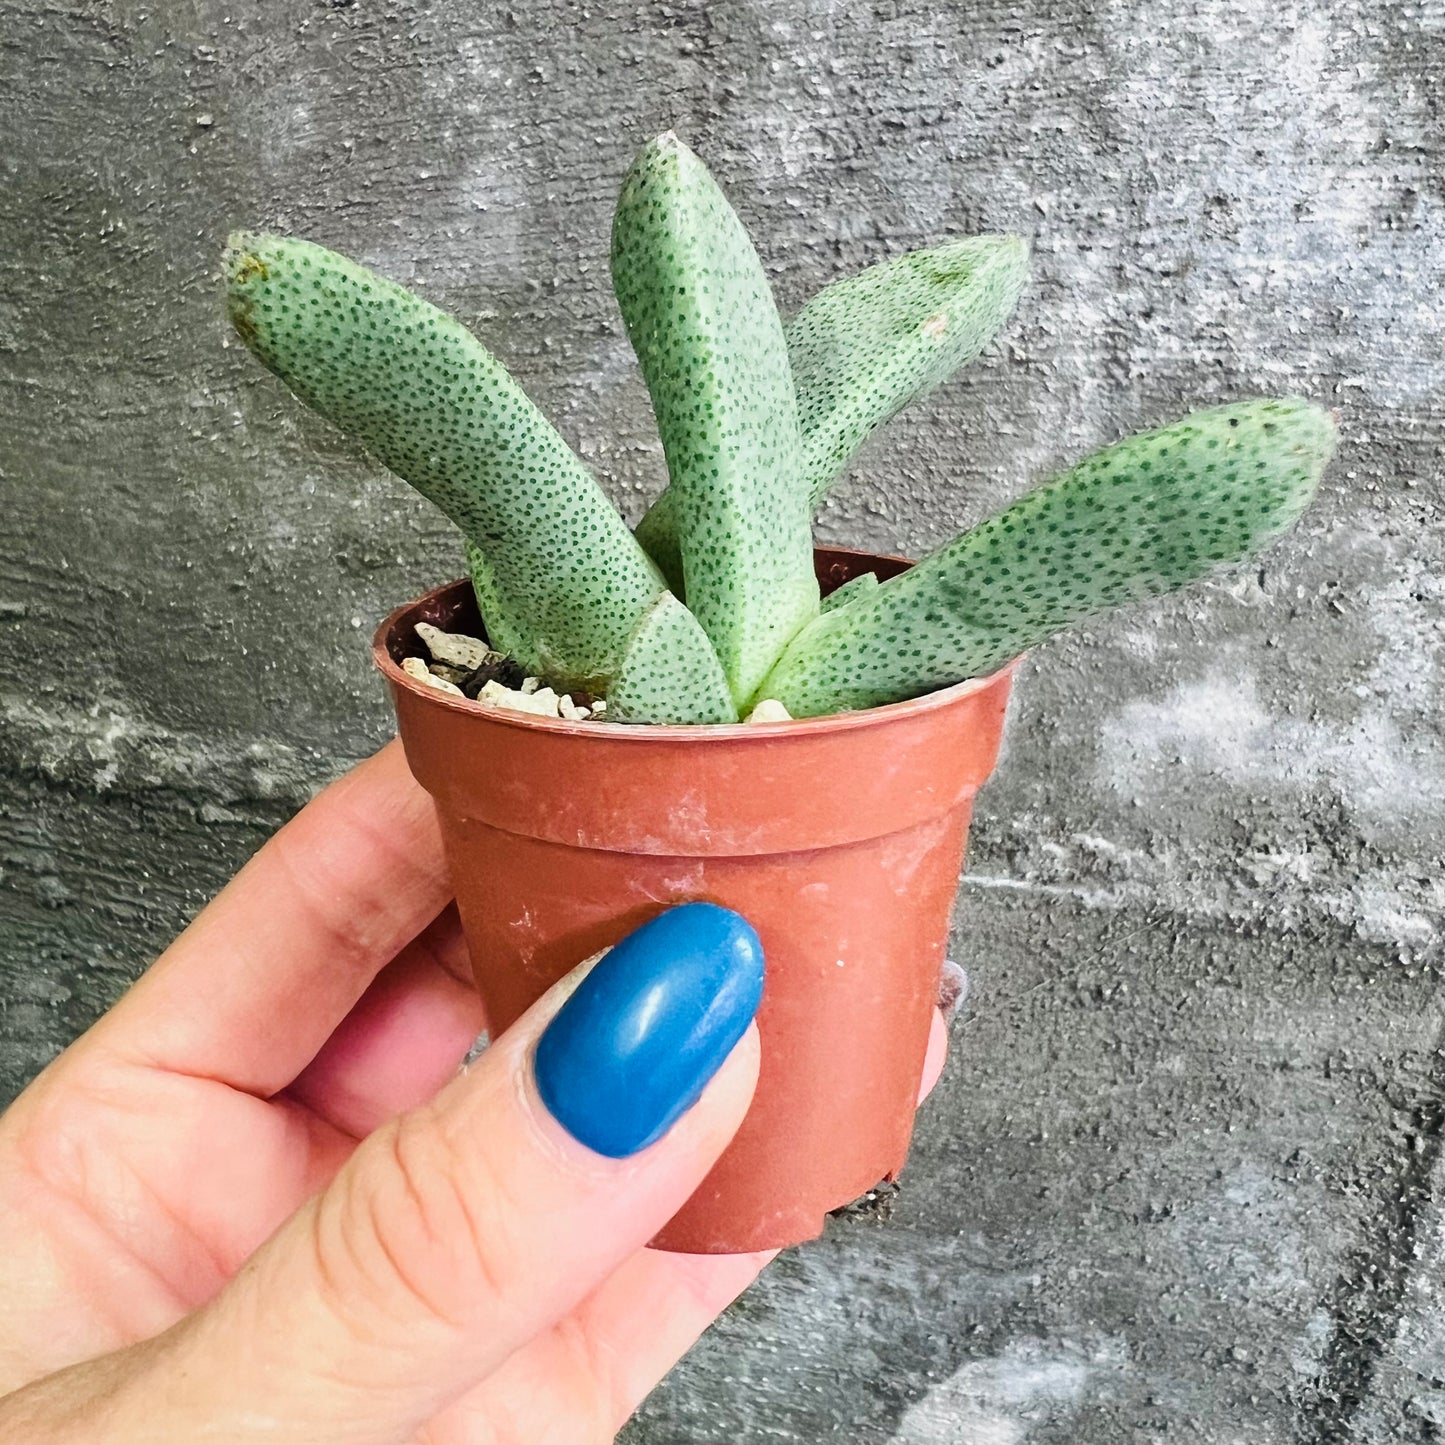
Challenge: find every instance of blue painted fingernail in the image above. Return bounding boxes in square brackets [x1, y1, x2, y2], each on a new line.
[534, 903, 765, 1159]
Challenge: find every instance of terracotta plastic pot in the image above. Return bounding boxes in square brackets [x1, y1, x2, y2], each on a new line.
[375, 548, 1015, 1254]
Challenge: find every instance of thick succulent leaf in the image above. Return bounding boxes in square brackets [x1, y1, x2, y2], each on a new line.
[466, 541, 733, 722]
[605, 592, 739, 724]
[634, 235, 1030, 587]
[611, 134, 819, 708]
[463, 540, 532, 664]
[226, 232, 665, 694]
[789, 234, 1029, 499]
[632, 494, 687, 597]
[819, 570, 880, 613]
[761, 399, 1337, 717]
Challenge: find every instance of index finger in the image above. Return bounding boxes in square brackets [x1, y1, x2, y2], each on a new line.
[90, 740, 453, 1097]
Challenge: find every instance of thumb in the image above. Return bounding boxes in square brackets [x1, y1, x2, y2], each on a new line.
[126, 904, 761, 1445]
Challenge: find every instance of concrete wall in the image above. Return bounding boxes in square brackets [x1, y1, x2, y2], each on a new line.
[2, 2, 1442, 1439]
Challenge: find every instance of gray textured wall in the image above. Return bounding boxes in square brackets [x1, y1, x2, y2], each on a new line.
[2, 2, 1443, 1440]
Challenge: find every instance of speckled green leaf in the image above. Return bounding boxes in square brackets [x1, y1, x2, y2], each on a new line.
[761, 399, 1337, 717]
[789, 235, 1029, 493]
[632, 493, 688, 597]
[225, 231, 666, 693]
[819, 570, 880, 613]
[463, 535, 732, 719]
[606, 591, 739, 724]
[462, 540, 528, 664]
[634, 235, 1029, 587]
[611, 134, 819, 708]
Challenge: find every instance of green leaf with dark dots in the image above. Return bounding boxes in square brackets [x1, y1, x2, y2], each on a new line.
[632, 496, 687, 597]
[463, 539, 528, 664]
[226, 231, 675, 695]
[606, 591, 739, 724]
[611, 134, 819, 708]
[465, 539, 733, 721]
[819, 571, 880, 613]
[634, 235, 1030, 589]
[760, 399, 1337, 717]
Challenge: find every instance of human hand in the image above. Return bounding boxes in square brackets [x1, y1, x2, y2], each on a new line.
[0, 741, 949, 1443]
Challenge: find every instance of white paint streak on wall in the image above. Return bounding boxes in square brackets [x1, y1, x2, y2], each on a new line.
[1074, 523, 1445, 955]
[0, 693, 313, 803]
[891, 1340, 1114, 1444]
[1099, 672, 1444, 823]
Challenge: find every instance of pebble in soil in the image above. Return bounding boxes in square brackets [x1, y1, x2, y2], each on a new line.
[410, 624, 793, 725]
[412, 625, 607, 721]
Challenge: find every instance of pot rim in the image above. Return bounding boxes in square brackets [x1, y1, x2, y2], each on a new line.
[373, 572, 1022, 743]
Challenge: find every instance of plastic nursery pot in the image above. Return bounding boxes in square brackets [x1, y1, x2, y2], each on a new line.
[375, 548, 1016, 1254]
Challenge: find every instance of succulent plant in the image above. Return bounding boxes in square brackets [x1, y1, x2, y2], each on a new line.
[225, 134, 1335, 726]
[633, 232, 1030, 593]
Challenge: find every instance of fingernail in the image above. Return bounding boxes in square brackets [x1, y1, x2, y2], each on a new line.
[534, 903, 765, 1159]
[938, 959, 970, 1023]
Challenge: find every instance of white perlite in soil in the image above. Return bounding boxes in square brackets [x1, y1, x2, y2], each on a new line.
[745, 698, 793, 723]
[414, 622, 493, 672]
[401, 655, 463, 696]
[411, 625, 607, 721]
[410, 625, 792, 725]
